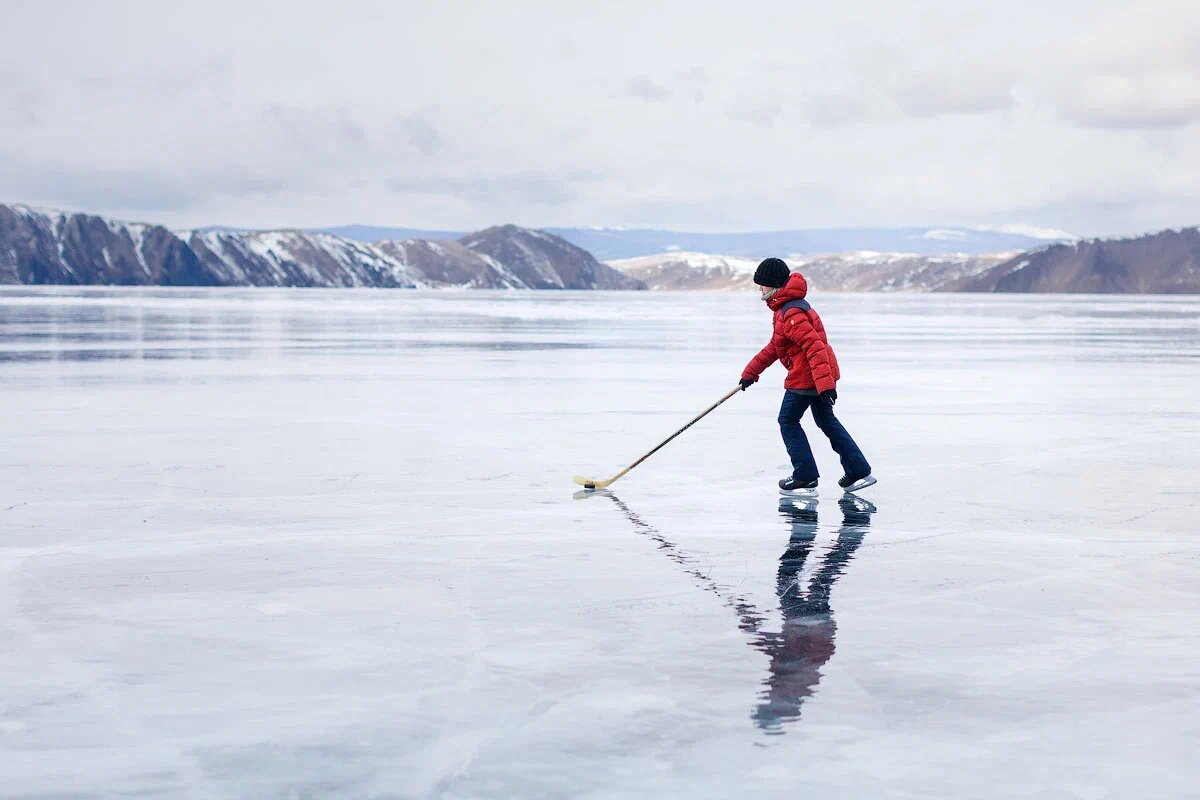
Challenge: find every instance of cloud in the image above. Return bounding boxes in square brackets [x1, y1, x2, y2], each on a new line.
[389, 172, 590, 207]
[0, 153, 286, 216]
[618, 68, 708, 104]
[798, 89, 892, 127]
[887, 70, 1016, 117]
[0, 87, 39, 127]
[259, 105, 370, 159]
[619, 75, 674, 102]
[1, 0, 1198, 235]
[398, 115, 443, 157]
[1054, 74, 1200, 129]
[673, 66, 708, 103]
[863, 38, 1019, 119]
[1040, 5, 1200, 129]
[725, 90, 790, 127]
[70, 59, 234, 100]
[726, 48, 1018, 129]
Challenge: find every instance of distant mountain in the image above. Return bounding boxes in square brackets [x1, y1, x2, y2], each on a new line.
[609, 252, 759, 290]
[0, 205, 215, 286]
[548, 226, 1071, 260]
[374, 239, 524, 289]
[948, 227, 1200, 294]
[462, 225, 641, 290]
[797, 252, 1013, 292]
[610, 251, 1011, 292]
[185, 229, 428, 287]
[0, 204, 645, 290]
[315, 224, 1074, 259]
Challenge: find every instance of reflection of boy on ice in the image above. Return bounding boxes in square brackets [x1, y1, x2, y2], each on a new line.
[753, 495, 873, 731]
[738, 258, 875, 493]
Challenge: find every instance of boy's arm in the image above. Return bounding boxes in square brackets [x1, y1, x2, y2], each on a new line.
[741, 339, 779, 384]
[781, 313, 836, 393]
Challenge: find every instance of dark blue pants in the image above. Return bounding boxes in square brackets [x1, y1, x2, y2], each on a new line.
[778, 392, 871, 482]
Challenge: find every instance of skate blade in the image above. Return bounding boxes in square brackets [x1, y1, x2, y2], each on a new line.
[841, 476, 877, 493]
[778, 487, 819, 498]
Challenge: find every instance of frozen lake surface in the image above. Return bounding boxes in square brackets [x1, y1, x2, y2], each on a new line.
[2, 287, 1198, 798]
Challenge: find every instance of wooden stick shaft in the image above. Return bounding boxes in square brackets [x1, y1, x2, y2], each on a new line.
[603, 386, 741, 485]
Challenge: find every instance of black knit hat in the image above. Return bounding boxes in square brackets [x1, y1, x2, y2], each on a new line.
[753, 257, 790, 288]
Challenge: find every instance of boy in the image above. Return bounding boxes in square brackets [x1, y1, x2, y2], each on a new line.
[738, 258, 875, 493]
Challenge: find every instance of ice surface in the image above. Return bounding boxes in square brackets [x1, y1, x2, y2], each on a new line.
[1, 287, 1198, 798]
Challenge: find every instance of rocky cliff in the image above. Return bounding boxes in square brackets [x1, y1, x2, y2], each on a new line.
[0, 204, 646, 291]
[947, 228, 1200, 293]
[461, 225, 642, 290]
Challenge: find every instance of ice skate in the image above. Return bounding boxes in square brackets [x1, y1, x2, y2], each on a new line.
[779, 476, 818, 497]
[838, 472, 877, 493]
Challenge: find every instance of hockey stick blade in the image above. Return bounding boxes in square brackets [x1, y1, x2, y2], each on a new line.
[573, 475, 612, 490]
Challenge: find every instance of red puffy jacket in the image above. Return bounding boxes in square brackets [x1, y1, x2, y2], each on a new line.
[741, 272, 840, 393]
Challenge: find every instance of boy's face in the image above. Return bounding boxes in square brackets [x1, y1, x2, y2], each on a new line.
[759, 284, 774, 298]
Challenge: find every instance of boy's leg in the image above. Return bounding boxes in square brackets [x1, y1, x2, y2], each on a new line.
[778, 392, 819, 481]
[810, 395, 871, 478]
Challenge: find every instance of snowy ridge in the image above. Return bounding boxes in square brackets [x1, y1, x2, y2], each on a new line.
[609, 250, 1014, 292]
[10, 203, 72, 227]
[795, 251, 1013, 292]
[459, 225, 644, 290]
[374, 238, 527, 289]
[619, 251, 760, 274]
[974, 223, 1079, 241]
[1, 203, 641, 290]
[608, 252, 760, 290]
[189, 229, 431, 288]
[471, 251, 525, 288]
[0, 203, 187, 284]
[509, 236, 565, 287]
[921, 229, 969, 241]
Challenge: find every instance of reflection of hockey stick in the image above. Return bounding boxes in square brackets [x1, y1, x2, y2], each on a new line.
[594, 491, 770, 634]
[573, 386, 741, 489]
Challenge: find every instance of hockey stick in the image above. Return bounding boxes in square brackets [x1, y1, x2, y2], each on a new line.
[573, 385, 742, 489]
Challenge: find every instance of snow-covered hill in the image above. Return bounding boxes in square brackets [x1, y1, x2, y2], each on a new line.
[551, 226, 1073, 260]
[461, 225, 642, 290]
[0, 204, 644, 290]
[0, 204, 214, 286]
[186, 230, 429, 288]
[794, 251, 1015, 292]
[603, 252, 759, 290]
[609, 251, 1012, 292]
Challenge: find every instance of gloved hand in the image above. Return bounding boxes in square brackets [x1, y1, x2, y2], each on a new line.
[738, 378, 755, 391]
[820, 389, 838, 405]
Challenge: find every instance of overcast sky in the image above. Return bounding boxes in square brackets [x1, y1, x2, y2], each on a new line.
[2, 0, 1198, 236]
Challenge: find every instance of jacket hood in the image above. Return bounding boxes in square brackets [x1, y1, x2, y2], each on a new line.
[765, 271, 808, 311]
